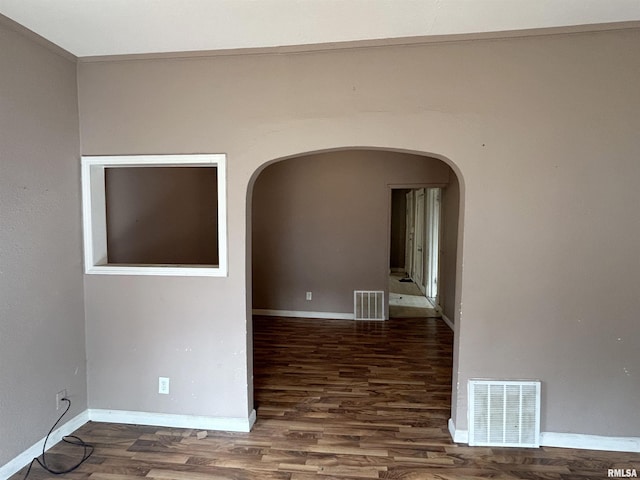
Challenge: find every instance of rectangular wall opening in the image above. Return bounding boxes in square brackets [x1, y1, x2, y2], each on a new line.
[81, 154, 227, 276]
[105, 166, 219, 265]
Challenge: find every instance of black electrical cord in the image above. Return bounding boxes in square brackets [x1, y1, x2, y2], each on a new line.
[22, 398, 94, 479]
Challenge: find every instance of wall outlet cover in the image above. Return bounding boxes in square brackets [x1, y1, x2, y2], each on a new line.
[56, 389, 67, 410]
[158, 377, 170, 394]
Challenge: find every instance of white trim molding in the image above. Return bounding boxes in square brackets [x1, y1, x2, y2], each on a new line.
[81, 154, 228, 277]
[448, 418, 640, 453]
[253, 309, 355, 320]
[448, 418, 468, 444]
[540, 432, 640, 453]
[88, 408, 257, 433]
[441, 313, 454, 331]
[0, 410, 89, 480]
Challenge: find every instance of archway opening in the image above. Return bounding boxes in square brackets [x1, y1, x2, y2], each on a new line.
[247, 147, 463, 438]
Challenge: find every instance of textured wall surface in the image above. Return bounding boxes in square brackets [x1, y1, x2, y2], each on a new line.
[0, 19, 85, 467]
[78, 28, 640, 436]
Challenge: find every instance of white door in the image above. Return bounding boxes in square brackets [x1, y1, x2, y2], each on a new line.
[426, 188, 442, 302]
[412, 189, 426, 293]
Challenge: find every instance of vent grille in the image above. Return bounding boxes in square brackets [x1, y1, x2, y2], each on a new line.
[468, 380, 541, 448]
[354, 291, 384, 320]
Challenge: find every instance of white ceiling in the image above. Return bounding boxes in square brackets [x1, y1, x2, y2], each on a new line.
[1, 0, 639, 58]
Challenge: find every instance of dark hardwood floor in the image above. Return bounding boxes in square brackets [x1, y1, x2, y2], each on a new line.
[11, 316, 639, 479]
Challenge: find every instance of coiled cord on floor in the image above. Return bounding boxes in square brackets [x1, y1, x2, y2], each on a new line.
[22, 398, 94, 479]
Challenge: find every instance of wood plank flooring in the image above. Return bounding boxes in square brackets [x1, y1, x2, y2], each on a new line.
[11, 316, 640, 479]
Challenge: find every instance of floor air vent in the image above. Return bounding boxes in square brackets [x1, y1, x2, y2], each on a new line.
[354, 291, 384, 320]
[468, 380, 541, 448]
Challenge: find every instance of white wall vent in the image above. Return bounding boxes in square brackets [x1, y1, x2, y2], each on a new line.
[354, 291, 384, 320]
[468, 380, 541, 448]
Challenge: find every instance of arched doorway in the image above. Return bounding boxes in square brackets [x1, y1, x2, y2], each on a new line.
[247, 147, 464, 435]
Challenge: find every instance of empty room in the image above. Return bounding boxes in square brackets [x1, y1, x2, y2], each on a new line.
[1, 1, 640, 479]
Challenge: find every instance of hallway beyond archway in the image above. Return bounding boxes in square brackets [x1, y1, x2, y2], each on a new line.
[248, 147, 464, 440]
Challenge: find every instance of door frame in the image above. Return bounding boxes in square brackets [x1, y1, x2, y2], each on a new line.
[404, 190, 414, 279]
[413, 188, 426, 293]
[425, 187, 442, 305]
[389, 183, 446, 310]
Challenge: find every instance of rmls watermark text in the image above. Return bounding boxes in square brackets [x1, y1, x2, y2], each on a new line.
[608, 469, 637, 478]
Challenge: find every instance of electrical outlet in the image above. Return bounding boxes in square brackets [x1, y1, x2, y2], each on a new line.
[56, 389, 67, 410]
[306, 291, 312, 301]
[158, 377, 170, 394]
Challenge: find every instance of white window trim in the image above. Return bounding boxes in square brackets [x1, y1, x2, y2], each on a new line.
[81, 154, 228, 277]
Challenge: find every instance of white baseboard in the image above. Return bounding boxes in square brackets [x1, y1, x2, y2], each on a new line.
[540, 431, 640, 453]
[447, 418, 640, 452]
[441, 313, 454, 331]
[88, 408, 257, 433]
[253, 309, 355, 320]
[0, 410, 89, 480]
[448, 418, 468, 443]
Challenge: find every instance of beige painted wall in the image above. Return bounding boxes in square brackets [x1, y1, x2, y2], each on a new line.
[440, 174, 460, 322]
[78, 28, 640, 436]
[105, 167, 219, 265]
[0, 19, 85, 466]
[252, 150, 451, 315]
